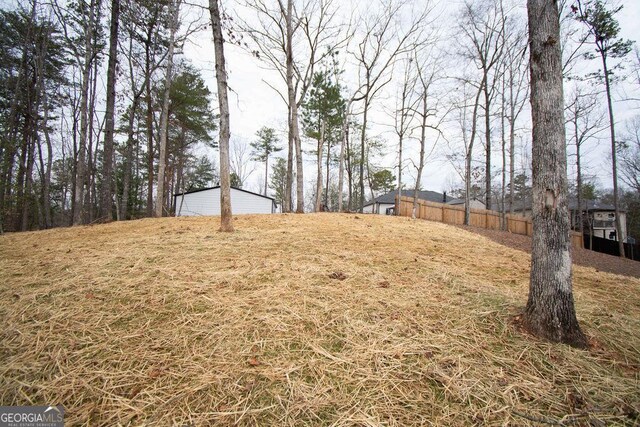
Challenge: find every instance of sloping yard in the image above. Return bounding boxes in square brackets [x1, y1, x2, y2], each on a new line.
[1, 214, 638, 425]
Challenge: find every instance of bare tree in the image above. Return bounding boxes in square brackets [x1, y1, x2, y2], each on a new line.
[230, 138, 257, 188]
[241, 0, 346, 213]
[499, 19, 529, 224]
[410, 49, 446, 219]
[565, 87, 605, 235]
[450, 76, 485, 225]
[210, 0, 233, 231]
[620, 116, 640, 193]
[458, 0, 506, 212]
[523, 0, 586, 348]
[390, 56, 417, 215]
[350, 0, 429, 212]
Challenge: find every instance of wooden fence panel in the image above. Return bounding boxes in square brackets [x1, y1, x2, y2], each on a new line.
[425, 205, 443, 222]
[396, 196, 583, 249]
[469, 212, 485, 228]
[487, 213, 501, 230]
[443, 207, 463, 225]
[571, 232, 584, 249]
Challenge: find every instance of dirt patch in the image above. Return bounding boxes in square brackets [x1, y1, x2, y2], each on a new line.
[457, 224, 640, 278]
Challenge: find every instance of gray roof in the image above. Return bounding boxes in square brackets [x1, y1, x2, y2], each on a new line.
[364, 189, 451, 206]
[446, 198, 485, 206]
[491, 196, 623, 212]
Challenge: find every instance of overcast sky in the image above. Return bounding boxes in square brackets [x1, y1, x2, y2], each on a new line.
[182, 0, 640, 199]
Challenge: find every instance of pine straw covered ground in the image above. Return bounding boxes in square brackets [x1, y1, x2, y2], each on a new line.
[0, 214, 639, 426]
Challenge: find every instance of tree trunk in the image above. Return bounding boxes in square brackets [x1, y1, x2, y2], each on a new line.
[575, 115, 584, 236]
[264, 154, 268, 196]
[601, 56, 625, 258]
[413, 93, 428, 220]
[359, 97, 370, 212]
[484, 81, 492, 210]
[33, 20, 52, 229]
[315, 121, 325, 212]
[155, 0, 179, 218]
[465, 79, 484, 225]
[337, 100, 350, 212]
[346, 125, 353, 211]
[21, 131, 36, 231]
[121, 104, 136, 220]
[324, 132, 330, 209]
[86, 56, 101, 224]
[40, 91, 53, 229]
[293, 103, 304, 213]
[281, 0, 304, 214]
[100, 0, 120, 222]
[523, 0, 586, 348]
[397, 131, 403, 217]
[509, 78, 516, 219]
[282, 0, 295, 213]
[145, 76, 154, 216]
[284, 123, 294, 212]
[500, 75, 507, 230]
[210, 0, 234, 232]
[73, 0, 97, 226]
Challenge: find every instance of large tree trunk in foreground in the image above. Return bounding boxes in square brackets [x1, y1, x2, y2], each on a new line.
[523, 0, 586, 348]
[210, 0, 234, 232]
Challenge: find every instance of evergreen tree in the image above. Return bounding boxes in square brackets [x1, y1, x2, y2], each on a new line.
[269, 157, 287, 208]
[302, 69, 344, 210]
[250, 127, 282, 196]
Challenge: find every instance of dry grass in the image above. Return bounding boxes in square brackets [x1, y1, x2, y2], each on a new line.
[0, 213, 638, 426]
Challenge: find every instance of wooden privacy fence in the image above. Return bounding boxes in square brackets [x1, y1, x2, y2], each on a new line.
[396, 195, 584, 249]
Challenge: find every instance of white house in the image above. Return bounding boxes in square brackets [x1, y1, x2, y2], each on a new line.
[174, 186, 277, 216]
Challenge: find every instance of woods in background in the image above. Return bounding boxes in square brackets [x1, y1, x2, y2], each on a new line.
[0, 0, 637, 232]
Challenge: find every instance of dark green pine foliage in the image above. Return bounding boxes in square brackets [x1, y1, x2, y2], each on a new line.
[168, 64, 216, 195]
[302, 68, 345, 208]
[251, 127, 282, 196]
[0, 9, 69, 231]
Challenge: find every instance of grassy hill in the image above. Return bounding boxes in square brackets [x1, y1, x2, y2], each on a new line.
[1, 214, 638, 426]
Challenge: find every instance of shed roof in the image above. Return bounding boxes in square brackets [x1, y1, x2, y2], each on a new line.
[174, 185, 276, 201]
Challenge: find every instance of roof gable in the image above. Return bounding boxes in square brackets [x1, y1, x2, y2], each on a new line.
[174, 186, 276, 201]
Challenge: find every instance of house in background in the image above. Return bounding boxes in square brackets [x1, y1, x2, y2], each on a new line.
[446, 198, 487, 210]
[363, 189, 457, 215]
[493, 197, 627, 242]
[570, 200, 627, 242]
[174, 186, 277, 216]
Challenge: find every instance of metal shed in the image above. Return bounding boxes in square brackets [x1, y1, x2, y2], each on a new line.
[174, 186, 277, 216]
